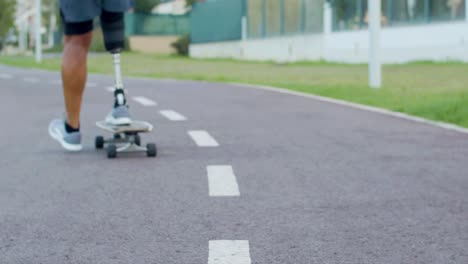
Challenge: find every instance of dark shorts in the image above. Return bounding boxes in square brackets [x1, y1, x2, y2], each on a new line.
[59, 0, 133, 35]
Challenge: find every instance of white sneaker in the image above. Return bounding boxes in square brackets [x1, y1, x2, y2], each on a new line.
[105, 105, 131, 126]
[48, 119, 82, 151]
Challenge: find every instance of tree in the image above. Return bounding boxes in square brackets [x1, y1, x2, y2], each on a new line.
[134, 0, 161, 13]
[0, 0, 15, 49]
[186, 0, 203, 8]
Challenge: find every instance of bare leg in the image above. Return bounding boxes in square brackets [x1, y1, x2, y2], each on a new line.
[61, 32, 93, 129]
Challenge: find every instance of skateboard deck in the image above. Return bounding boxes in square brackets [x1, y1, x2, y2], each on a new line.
[96, 120, 153, 134]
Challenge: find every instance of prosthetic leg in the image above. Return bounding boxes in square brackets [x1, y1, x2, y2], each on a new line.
[101, 11, 129, 119]
[95, 11, 157, 159]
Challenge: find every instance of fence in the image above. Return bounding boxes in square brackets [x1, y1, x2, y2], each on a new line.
[125, 13, 190, 36]
[247, 0, 324, 38]
[190, 0, 324, 43]
[331, 0, 466, 32]
[191, 0, 466, 43]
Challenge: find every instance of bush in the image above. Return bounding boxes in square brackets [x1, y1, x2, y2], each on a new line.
[171, 34, 190, 56]
[134, 0, 160, 13]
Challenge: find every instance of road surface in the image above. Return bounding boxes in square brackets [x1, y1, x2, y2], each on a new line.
[0, 64, 467, 264]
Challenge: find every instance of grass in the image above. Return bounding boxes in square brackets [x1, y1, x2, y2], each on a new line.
[2, 53, 468, 127]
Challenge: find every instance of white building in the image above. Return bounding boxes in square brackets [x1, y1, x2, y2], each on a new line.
[190, 0, 468, 64]
[152, 0, 189, 15]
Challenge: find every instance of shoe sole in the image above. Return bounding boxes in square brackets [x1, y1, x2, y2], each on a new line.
[48, 126, 82, 152]
[105, 117, 131, 126]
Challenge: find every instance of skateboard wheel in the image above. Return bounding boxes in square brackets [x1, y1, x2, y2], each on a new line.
[146, 143, 157, 157]
[107, 144, 117, 159]
[135, 135, 141, 146]
[114, 134, 122, 140]
[95, 136, 104, 149]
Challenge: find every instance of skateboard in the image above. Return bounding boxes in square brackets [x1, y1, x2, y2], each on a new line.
[95, 120, 157, 159]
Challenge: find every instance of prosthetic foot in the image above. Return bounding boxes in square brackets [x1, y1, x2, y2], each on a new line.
[105, 52, 131, 126]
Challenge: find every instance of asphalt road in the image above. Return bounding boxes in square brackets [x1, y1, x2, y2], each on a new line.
[0, 64, 467, 264]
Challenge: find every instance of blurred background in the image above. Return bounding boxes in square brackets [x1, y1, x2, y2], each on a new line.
[0, 0, 191, 54]
[189, 0, 467, 63]
[1, 0, 466, 62]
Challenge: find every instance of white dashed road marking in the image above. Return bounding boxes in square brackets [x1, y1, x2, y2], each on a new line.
[208, 240, 251, 264]
[105, 86, 115, 92]
[23, 77, 39, 83]
[188, 130, 219, 147]
[207, 165, 240, 197]
[132, 96, 157, 106]
[160, 110, 187, 121]
[51, 80, 62, 85]
[0, 73, 12, 79]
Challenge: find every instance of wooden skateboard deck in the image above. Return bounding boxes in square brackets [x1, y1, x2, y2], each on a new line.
[96, 120, 153, 134]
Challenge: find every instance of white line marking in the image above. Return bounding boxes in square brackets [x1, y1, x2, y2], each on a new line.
[207, 165, 240, 197]
[228, 82, 468, 135]
[132, 96, 157, 106]
[0, 73, 12, 79]
[23, 77, 39, 83]
[188, 130, 219, 147]
[51, 79, 62, 85]
[208, 240, 251, 264]
[160, 110, 187, 121]
[86, 82, 98, 88]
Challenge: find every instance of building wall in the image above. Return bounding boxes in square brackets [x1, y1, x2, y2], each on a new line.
[190, 21, 468, 63]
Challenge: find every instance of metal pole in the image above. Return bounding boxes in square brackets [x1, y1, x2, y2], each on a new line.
[280, 0, 285, 35]
[48, 5, 56, 48]
[323, 1, 332, 35]
[241, 16, 247, 59]
[369, 0, 381, 88]
[18, 0, 27, 51]
[261, 0, 266, 37]
[35, 0, 42, 63]
[424, 0, 430, 22]
[113, 53, 124, 90]
[301, 0, 306, 33]
[241, 16, 247, 41]
[466, 0, 468, 22]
